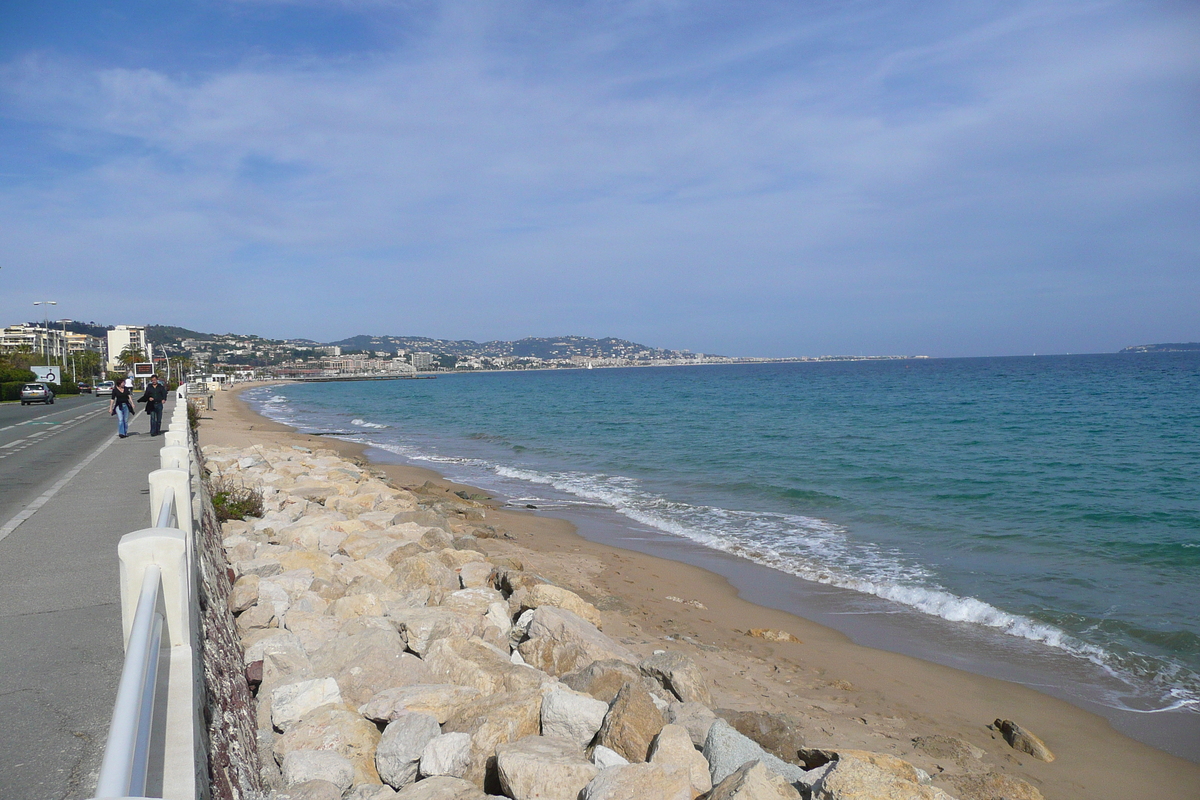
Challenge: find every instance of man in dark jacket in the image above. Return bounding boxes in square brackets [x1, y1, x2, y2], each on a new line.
[138, 374, 169, 436]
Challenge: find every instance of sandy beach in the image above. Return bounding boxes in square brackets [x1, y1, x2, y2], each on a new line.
[204, 381, 1200, 800]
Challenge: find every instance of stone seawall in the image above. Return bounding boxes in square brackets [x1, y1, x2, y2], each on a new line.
[193, 437, 266, 800]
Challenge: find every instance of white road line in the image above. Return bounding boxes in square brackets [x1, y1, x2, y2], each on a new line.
[0, 433, 119, 544]
[1, 439, 25, 449]
[0, 402, 107, 431]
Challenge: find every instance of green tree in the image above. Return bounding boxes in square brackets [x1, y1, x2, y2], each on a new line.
[117, 346, 147, 372]
[1, 346, 37, 372]
[74, 350, 103, 382]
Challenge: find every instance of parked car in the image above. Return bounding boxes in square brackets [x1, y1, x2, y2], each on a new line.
[96, 380, 115, 397]
[20, 383, 55, 405]
[78, 382, 93, 394]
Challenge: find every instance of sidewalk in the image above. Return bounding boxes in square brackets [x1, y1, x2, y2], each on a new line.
[0, 404, 173, 800]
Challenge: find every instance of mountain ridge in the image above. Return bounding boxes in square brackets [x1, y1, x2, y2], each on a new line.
[1119, 342, 1200, 353]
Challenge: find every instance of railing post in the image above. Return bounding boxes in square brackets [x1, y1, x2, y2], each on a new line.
[150, 469, 193, 538]
[117, 530, 189, 651]
[160, 445, 190, 471]
[164, 430, 188, 448]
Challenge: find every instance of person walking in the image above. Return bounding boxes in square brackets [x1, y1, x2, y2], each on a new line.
[138, 374, 169, 436]
[110, 379, 134, 438]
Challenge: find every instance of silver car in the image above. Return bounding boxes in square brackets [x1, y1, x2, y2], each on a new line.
[95, 380, 115, 397]
[20, 383, 55, 405]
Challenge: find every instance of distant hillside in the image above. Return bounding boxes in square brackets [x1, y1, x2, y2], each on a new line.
[147, 325, 216, 345]
[329, 334, 691, 359]
[27, 320, 112, 339]
[1120, 342, 1200, 353]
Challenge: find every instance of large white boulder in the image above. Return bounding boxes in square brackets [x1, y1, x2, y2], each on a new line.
[541, 688, 610, 748]
[419, 732, 472, 779]
[281, 749, 354, 792]
[495, 735, 600, 800]
[375, 712, 442, 790]
[271, 678, 342, 732]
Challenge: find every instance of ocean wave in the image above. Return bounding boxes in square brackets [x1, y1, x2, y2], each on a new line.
[351, 418, 389, 429]
[491, 462, 1197, 711]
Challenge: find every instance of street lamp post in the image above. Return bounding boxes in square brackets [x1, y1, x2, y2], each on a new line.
[33, 301, 57, 364]
[58, 319, 73, 382]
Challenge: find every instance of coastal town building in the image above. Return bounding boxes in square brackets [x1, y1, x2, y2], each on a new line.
[0, 323, 104, 364]
[1, 323, 61, 360]
[106, 325, 152, 370]
[10, 321, 927, 388]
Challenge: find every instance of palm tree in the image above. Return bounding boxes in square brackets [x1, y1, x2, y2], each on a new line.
[117, 346, 146, 372]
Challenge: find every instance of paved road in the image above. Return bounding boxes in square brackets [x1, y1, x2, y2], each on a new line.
[0, 396, 115, 524]
[0, 396, 172, 800]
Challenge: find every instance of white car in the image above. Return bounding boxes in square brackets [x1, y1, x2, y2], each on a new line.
[96, 380, 116, 397]
[20, 383, 54, 405]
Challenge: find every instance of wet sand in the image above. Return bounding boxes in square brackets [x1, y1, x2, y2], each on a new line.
[200, 381, 1200, 799]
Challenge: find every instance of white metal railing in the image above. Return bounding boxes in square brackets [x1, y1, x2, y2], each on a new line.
[92, 385, 202, 800]
[155, 486, 176, 529]
[94, 565, 165, 798]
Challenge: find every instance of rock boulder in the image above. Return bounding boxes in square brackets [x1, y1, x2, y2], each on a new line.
[540, 688, 610, 748]
[707, 761, 802, 800]
[995, 719, 1055, 762]
[495, 735, 600, 800]
[640, 651, 711, 706]
[594, 682, 666, 763]
[579, 763, 692, 800]
[376, 712, 442, 790]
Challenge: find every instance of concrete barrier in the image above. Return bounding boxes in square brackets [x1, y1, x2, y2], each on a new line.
[93, 389, 202, 800]
[149, 469, 193, 540]
[160, 446, 190, 471]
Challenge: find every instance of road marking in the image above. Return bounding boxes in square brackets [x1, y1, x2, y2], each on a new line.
[0, 407, 110, 460]
[0, 402, 107, 431]
[0, 431, 119, 544]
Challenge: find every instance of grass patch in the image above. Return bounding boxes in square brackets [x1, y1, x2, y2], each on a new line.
[187, 399, 202, 435]
[206, 470, 264, 522]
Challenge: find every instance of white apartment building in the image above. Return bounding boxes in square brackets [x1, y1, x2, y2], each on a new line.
[106, 325, 152, 370]
[1, 324, 60, 360]
[1, 324, 104, 365]
[411, 352, 435, 371]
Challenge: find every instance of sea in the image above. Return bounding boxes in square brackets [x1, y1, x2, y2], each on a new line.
[244, 353, 1200, 760]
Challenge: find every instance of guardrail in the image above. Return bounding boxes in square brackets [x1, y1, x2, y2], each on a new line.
[92, 387, 203, 800]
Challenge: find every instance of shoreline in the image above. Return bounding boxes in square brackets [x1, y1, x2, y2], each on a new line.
[206, 381, 1200, 799]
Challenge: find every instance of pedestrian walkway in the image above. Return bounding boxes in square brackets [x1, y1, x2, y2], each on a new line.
[0, 404, 172, 800]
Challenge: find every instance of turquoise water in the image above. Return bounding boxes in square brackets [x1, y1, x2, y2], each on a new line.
[248, 353, 1200, 720]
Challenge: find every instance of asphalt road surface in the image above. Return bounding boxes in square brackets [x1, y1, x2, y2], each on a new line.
[0, 395, 169, 800]
[0, 395, 116, 523]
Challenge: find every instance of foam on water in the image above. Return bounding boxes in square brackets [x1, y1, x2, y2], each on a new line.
[487, 464, 1125, 668]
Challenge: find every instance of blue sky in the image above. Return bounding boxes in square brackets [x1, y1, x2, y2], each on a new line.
[1, 0, 1196, 357]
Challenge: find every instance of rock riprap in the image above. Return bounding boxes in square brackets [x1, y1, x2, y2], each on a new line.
[203, 443, 993, 800]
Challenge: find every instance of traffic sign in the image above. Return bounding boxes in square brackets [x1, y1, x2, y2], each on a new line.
[32, 366, 58, 384]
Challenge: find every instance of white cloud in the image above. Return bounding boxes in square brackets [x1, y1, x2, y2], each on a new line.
[0, 0, 1196, 354]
